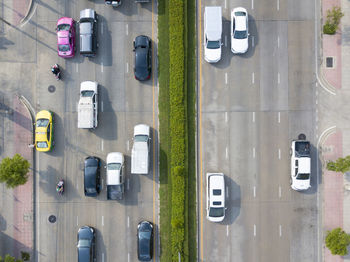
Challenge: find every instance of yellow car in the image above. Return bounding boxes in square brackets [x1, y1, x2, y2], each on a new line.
[35, 110, 54, 152]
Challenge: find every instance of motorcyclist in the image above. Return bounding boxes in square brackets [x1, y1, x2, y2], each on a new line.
[56, 180, 64, 193]
[51, 64, 60, 76]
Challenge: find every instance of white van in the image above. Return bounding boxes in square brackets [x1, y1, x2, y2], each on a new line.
[204, 6, 222, 63]
[290, 140, 311, 191]
[206, 173, 225, 222]
[78, 81, 98, 129]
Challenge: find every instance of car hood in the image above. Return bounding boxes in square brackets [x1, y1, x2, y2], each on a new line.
[231, 37, 248, 54]
[204, 47, 221, 63]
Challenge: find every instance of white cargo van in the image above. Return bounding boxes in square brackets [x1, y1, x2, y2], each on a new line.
[131, 124, 150, 175]
[78, 81, 98, 129]
[206, 173, 226, 222]
[204, 6, 222, 63]
[290, 140, 311, 191]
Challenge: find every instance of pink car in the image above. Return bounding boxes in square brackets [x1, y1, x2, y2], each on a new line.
[56, 17, 75, 58]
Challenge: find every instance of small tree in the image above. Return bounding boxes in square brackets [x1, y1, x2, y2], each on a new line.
[326, 156, 350, 173]
[0, 254, 23, 262]
[326, 228, 350, 256]
[20, 252, 30, 261]
[0, 154, 30, 188]
[323, 6, 344, 35]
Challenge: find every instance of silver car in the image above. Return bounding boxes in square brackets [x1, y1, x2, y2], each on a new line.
[79, 9, 98, 57]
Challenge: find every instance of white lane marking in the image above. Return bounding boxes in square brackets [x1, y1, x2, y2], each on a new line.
[128, 253, 130, 262]
[277, 0, 279, 10]
[226, 147, 228, 159]
[101, 62, 104, 73]
[279, 186, 282, 198]
[101, 101, 104, 112]
[225, 73, 228, 84]
[253, 147, 256, 158]
[101, 178, 104, 190]
[101, 21, 103, 35]
[127, 178, 130, 190]
[279, 225, 282, 237]
[225, 35, 227, 47]
[76, 64, 79, 73]
[225, 112, 228, 123]
[76, 216, 79, 226]
[225, 0, 227, 9]
[253, 186, 256, 197]
[277, 36, 280, 48]
[101, 140, 104, 151]
[252, 0, 254, 10]
[278, 149, 281, 159]
[127, 140, 130, 151]
[126, 24, 128, 35]
[126, 62, 129, 73]
[127, 216, 130, 228]
[102, 253, 104, 262]
[254, 224, 256, 236]
[278, 112, 281, 123]
[226, 225, 229, 236]
[252, 112, 255, 123]
[252, 35, 255, 47]
[278, 73, 280, 84]
[252, 72, 255, 84]
[102, 216, 104, 226]
[226, 186, 229, 198]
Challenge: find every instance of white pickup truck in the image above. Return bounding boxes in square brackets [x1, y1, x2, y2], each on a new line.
[131, 124, 150, 175]
[290, 140, 311, 191]
[106, 152, 125, 200]
[78, 81, 98, 129]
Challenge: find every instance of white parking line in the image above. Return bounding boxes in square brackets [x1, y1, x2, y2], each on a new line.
[226, 225, 229, 236]
[225, 73, 228, 84]
[225, 35, 227, 47]
[101, 140, 104, 151]
[279, 225, 282, 237]
[278, 112, 281, 123]
[128, 253, 130, 262]
[101, 101, 104, 112]
[102, 253, 104, 262]
[277, 36, 280, 48]
[102, 216, 104, 226]
[225, 112, 228, 123]
[101, 22, 103, 35]
[226, 186, 229, 198]
[127, 140, 130, 151]
[226, 147, 228, 159]
[127, 216, 130, 228]
[127, 178, 130, 190]
[252, 0, 254, 10]
[126, 62, 129, 73]
[253, 147, 256, 158]
[277, 0, 279, 10]
[278, 149, 281, 159]
[76, 216, 79, 226]
[252, 35, 255, 47]
[278, 73, 280, 84]
[252, 112, 255, 123]
[254, 224, 256, 236]
[253, 186, 256, 197]
[252, 72, 255, 84]
[101, 62, 104, 73]
[279, 186, 282, 198]
[76, 64, 79, 73]
[126, 24, 129, 35]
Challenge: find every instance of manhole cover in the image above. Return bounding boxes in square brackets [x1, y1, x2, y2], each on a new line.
[48, 85, 56, 93]
[326, 57, 334, 68]
[298, 133, 306, 140]
[48, 215, 56, 223]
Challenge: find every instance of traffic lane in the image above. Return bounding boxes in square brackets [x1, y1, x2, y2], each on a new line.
[252, 0, 287, 20]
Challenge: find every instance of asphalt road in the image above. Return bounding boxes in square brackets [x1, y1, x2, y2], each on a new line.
[31, 1, 159, 261]
[198, 0, 319, 261]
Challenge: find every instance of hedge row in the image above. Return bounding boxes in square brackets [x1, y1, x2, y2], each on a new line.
[168, 0, 187, 260]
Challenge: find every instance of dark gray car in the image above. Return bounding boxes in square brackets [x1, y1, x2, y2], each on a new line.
[77, 226, 96, 262]
[79, 9, 98, 57]
[133, 35, 152, 81]
[137, 221, 153, 261]
[84, 156, 101, 197]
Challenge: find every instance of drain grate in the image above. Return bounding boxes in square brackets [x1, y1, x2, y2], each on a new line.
[48, 215, 56, 223]
[326, 57, 334, 68]
[48, 85, 56, 93]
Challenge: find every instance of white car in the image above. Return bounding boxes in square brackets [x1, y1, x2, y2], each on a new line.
[106, 152, 125, 200]
[290, 140, 311, 191]
[206, 173, 226, 222]
[231, 7, 249, 54]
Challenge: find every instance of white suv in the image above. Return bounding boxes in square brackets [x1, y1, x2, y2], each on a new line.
[290, 140, 311, 191]
[206, 173, 226, 222]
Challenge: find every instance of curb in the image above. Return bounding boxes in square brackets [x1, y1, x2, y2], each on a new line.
[19, 0, 34, 27]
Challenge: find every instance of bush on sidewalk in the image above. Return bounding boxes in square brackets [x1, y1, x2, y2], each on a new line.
[323, 6, 344, 35]
[0, 254, 23, 262]
[325, 227, 350, 256]
[326, 156, 350, 173]
[0, 153, 30, 188]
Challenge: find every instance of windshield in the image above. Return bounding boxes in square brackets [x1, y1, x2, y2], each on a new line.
[36, 141, 48, 148]
[81, 90, 94, 97]
[296, 173, 310, 180]
[134, 135, 148, 142]
[209, 207, 224, 217]
[59, 44, 70, 52]
[36, 119, 49, 127]
[207, 40, 220, 49]
[57, 24, 70, 31]
[108, 163, 121, 170]
[234, 30, 247, 39]
[78, 239, 91, 248]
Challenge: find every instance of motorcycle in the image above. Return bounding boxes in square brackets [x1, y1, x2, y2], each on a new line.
[56, 180, 64, 195]
[51, 64, 61, 80]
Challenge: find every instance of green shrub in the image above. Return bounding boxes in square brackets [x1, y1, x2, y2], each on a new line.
[323, 6, 344, 35]
[323, 22, 337, 35]
[326, 228, 350, 256]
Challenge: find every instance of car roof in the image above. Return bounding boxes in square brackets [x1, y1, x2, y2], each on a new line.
[235, 15, 247, 31]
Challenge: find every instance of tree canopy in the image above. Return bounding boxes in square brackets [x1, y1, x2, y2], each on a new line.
[325, 227, 350, 256]
[0, 154, 30, 188]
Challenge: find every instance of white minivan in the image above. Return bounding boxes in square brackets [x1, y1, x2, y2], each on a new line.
[204, 6, 222, 63]
[206, 173, 226, 222]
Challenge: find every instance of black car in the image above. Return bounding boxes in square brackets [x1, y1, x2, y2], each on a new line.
[84, 156, 101, 197]
[77, 226, 96, 262]
[137, 221, 153, 261]
[133, 35, 152, 81]
[79, 9, 98, 57]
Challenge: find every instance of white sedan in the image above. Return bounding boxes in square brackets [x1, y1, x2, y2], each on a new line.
[231, 7, 249, 54]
